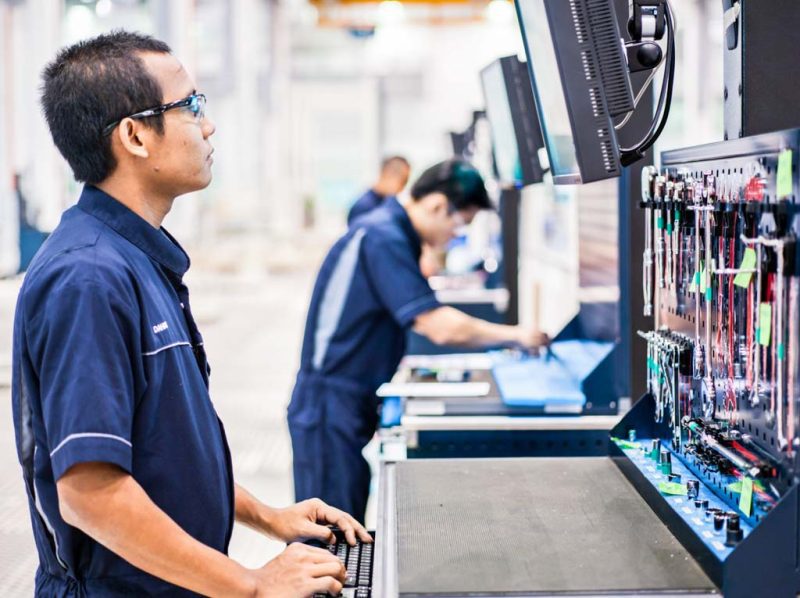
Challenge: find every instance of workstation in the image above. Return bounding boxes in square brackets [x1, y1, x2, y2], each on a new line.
[368, 0, 800, 597]
[380, 53, 626, 459]
[2, 1, 800, 597]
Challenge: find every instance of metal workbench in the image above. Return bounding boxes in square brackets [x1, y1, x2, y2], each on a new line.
[373, 457, 718, 597]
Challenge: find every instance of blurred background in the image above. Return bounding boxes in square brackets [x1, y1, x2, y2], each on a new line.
[0, 0, 724, 592]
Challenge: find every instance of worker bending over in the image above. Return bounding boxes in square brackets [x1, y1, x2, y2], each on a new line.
[289, 159, 548, 522]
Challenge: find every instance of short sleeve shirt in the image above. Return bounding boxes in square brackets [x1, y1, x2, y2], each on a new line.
[300, 197, 440, 390]
[12, 186, 234, 596]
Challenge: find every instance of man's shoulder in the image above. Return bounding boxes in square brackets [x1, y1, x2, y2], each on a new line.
[357, 211, 407, 245]
[22, 208, 139, 300]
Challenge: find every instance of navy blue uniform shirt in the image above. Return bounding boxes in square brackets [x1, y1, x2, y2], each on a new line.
[347, 189, 390, 226]
[12, 186, 234, 596]
[300, 196, 440, 390]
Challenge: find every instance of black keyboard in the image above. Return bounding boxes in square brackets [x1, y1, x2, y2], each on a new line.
[309, 528, 375, 598]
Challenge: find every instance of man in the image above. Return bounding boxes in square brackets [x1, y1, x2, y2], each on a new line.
[12, 31, 369, 597]
[347, 155, 410, 226]
[289, 159, 548, 522]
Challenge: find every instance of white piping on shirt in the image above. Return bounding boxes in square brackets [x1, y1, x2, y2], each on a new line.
[33, 446, 68, 570]
[142, 341, 192, 356]
[49, 432, 132, 458]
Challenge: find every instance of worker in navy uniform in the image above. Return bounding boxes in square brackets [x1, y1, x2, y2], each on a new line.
[12, 31, 370, 597]
[289, 160, 549, 522]
[347, 155, 410, 226]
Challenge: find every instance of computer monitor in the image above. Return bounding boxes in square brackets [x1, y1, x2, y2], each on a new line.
[514, 0, 634, 184]
[450, 131, 471, 160]
[480, 55, 545, 188]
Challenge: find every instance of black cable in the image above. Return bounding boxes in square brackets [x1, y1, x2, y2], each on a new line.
[619, 0, 675, 162]
[620, 5, 673, 156]
[634, 4, 676, 155]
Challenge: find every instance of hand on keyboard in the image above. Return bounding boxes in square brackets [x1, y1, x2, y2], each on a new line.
[305, 527, 375, 598]
[250, 542, 346, 598]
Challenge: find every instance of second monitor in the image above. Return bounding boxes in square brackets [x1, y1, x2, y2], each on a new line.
[480, 55, 545, 188]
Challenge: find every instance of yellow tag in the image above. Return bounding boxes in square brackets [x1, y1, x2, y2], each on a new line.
[777, 149, 793, 199]
[733, 248, 757, 289]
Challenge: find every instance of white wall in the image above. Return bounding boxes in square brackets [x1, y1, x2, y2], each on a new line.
[288, 11, 523, 226]
[0, 3, 20, 276]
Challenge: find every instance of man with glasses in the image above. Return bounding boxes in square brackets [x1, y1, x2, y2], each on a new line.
[289, 159, 549, 523]
[12, 31, 369, 596]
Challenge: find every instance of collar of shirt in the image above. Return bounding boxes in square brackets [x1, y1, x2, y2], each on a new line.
[77, 185, 190, 278]
[383, 196, 423, 258]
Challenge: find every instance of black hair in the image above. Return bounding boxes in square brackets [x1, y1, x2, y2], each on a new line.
[41, 30, 172, 184]
[410, 159, 492, 211]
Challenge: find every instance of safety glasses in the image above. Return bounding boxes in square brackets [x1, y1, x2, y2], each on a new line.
[102, 93, 207, 136]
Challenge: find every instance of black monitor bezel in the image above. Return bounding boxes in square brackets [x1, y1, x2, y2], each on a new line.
[480, 55, 546, 188]
[514, 0, 630, 185]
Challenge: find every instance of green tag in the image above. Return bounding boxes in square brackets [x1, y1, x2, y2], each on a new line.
[759, 303, 772, 346]
[658, 482, 688, 496]
[733, 248, 757, 288]
[777, 149, 793, 199]
[727, 481, 743, 493]
[739, 477, 754, 516]
[614, 439, 640, 450]
[705, 287, 713, 302]
[689, 263, 702, 293]
[657, 216, 664, 230]
[674, 208, 680, 222]
[699, 264, 708, 295]
[779, 343, 786, 361]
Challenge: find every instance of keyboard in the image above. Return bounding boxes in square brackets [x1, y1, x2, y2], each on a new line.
[309, 528, 375, 598]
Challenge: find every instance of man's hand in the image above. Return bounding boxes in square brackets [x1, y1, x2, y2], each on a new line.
[514, 327, 550, 352]
[250, 543, 345, 598]
[266, 498, 372, 546]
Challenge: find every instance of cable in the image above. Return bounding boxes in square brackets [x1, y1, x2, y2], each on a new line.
[619, 0, 676, 160]
[614, 54, 663, 131]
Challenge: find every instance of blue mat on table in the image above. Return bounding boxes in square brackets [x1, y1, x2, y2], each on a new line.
[493, 340, 614, 410]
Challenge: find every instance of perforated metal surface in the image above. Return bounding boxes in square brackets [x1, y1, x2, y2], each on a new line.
[395, 458, 715, 596]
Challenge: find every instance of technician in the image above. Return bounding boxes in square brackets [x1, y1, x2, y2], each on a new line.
[12, 31, 368, 597]
[289, 159, 549, 522]
[347, 155, 410, 225]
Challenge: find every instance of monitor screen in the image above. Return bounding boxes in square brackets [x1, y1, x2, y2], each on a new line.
[514, 0, 633, 184]
[480, 60, 524, 185]
[515, 0, 579, 179]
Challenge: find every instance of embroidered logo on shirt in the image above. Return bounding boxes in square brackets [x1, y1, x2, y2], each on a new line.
[152, 321, 169, 334]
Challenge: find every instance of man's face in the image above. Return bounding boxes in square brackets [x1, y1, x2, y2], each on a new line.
[417, 192, 479, 247]
[137, 52, 216, 197]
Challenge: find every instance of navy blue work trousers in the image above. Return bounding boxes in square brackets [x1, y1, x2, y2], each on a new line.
[287, 372, 379, 523]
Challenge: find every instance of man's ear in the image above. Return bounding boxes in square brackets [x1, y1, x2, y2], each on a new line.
[115, 117, 150, 160]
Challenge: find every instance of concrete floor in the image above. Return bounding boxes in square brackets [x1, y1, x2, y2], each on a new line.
[0, 231, 378, 594]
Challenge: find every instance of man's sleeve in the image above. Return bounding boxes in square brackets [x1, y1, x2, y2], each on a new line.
[28, 277, 141, 480]
[362, 234, 441, 327]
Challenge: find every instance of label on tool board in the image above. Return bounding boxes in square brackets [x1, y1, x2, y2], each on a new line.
[777, 149, 793, 199]
[739, 478, 754, 516]
[733, 248, 756, 289]
[758, 303, 772, 346]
